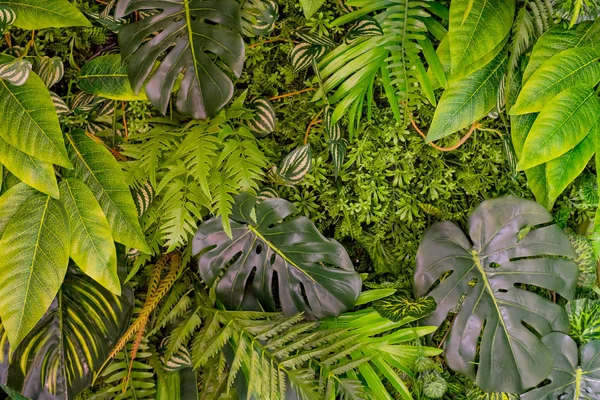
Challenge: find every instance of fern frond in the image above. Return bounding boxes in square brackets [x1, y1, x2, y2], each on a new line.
[164, 309, 202, 359]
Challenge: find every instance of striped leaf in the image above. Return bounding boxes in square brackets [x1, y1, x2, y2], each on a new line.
[277, 144, 312, 184]
[162, 346, 193, 372]
[290, 42, 327, 74]
[567, 299, 600, 345]
[344, 17, 383, 45]
[257, 186, 279, 201]
[36, 56, 63, 88]
[0, 267, 133, 399]
[71, 91, 105, 113]
[0, 58, 31, 86]
[131, 181, 155, 217]
[85, 11, 124, 33]
[248, 97, 276, 135]
[293, 28, 335, 47]
[50, 91, 70, 116]
[324, 107, 346, 178]
[373, 295, 437, 321]
[253, 0, 278, 35]
[0, 6, 16, 31]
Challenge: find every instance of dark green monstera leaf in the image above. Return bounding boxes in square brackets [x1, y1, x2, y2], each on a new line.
[192, 193, 361, 319]
[414, 196, 578, 394]
[521, 333, 600, 399]
[567, 299, 600, 345]
[0, 263, 133, 399]
[115, 0, 245, 119]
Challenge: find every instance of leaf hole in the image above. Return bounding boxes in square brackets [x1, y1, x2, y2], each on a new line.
[468, 277, 478, 287]
[173, 15, 183, 22]
[497, 288, 508, 293]
[489, 262, 501, 269]
[256, 244, 263, 255]
[270, 253, 276, 265]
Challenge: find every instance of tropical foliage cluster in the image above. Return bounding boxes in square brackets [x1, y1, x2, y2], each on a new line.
[1, 0, 600, 399]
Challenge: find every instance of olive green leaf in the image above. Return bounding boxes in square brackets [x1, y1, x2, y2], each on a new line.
[192, 193, 361, 319]
[521, 333, 600, 399]
[0, 266, 133, 399]
[0, 71, 71, 168]
[510, 46, 600, 115]
[373, 295, 436, 322]
[156, 368, 198, 400]
[466, 382, 519, 400]
[299, 0, 326, 19]
[448, 0, 515, 74]
[59, 178, 119, 295]
[0, 0, 90, 29]
[78, 54, 147, 101]
[0, 182, 35, 237]
[0, 136, 59, 197]
[115, 0, 245, 119]
[426, 52, 507, 143]
[414, 196, 578, 393]
[568, 233, 598, 289]
[567, 299, 600, 345]
[522, 21, 599, 84]
[65, 130, 150, 253]
[0, 193, 70, 348]
[517, 85, 600, 170]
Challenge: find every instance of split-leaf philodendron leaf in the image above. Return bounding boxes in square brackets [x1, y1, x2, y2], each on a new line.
[0, 266, 133, 399]
[414, 196, 578, 394]
[521, 333, 600, 399]
[192, 193, 361, 319]
[115, 0, 245, 119]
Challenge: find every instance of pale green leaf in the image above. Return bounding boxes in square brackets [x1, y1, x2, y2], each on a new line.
[448, 0, 515, 74]
[518, 85, 599, 170]
[59, 178, 119, 295]
[0, 193, 70, 348]
[65, 130, 150, 253]
[0, 182, 35, 238]
[0, 71, 71, 168]
[78, 54, 147, 101]
[0, 0, 90, 29]
[300, 0, 326, 19]
[511, 46, 600, 115]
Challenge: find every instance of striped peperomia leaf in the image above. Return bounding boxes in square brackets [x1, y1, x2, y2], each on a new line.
[36, 56, 63, 88]
[0, 58, 31, 86]
[345, 17, 383, 45]
[247, 97, 276, 136]
[0, 6, 16, 31]
[276, 144, 312, 184]
[324, 107, 346, 178]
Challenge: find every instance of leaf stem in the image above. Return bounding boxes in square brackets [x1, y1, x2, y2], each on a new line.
[268, 88, 316, 101]
[410, 115, 479, 152]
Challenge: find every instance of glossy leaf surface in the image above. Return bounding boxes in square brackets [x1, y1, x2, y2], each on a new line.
[0, 0, 90, 29]
[78, 54, 147, 101]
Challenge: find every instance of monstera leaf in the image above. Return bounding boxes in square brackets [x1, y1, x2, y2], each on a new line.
[192, 193, 361, 319]
[115, 0, 245, 119]
[414, 196, 578, 394]
[0, 265, 133, 399]
[521, 333, 600, 399]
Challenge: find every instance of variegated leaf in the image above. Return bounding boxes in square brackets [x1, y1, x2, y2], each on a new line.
[257, 186, 279, 201]
[277, 144, 312, 184]
[324, 107, 346, 178]
[50, 91, 70, 117]
[374, 295, 437, 321]
[0, 5, 16, 31]
[252, 0, 278, 35]
[36, 56, 63, 88]
[293, 28, 335, 47]
[344, 17, 383, 45]
[0, 59, 31, 86]
[290, 42, 327, 74]
[71, 91, 105, 113]
[248, 97, 276, 136]
[131, 181, 155, 217]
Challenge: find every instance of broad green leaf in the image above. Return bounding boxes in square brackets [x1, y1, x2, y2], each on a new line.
[0, 136, 59, 198]
[426, 52, 506, 143]
[414, 196, 578, 393]
[156, 369, 198, 400]
[511, 46, 600, 115]
[521, 333, 600, 399]
[511, 113, 537, 158]
[0, 267, 133, 399]
[518, 86, 599, 170]
[0, 182, 35, 237]
[115, 0, 245, 119]
[65, 130, 149, 253]
[448, 0, 515, 74]
[522, 21, 599, 84]
[192, 193, 361, 319]
[567, 299, 600, 345]
[299, 0, 326, 19]
[0, 193, 70, 348]
[0, 0, 90, 29]
[59, 178, 119, 295]
[78, 54, 147, 101]
[0, 71, 71, 168]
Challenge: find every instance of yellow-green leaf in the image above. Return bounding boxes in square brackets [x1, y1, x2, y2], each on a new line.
[78, 54, 147, 101]
[0, 0, 90, 30]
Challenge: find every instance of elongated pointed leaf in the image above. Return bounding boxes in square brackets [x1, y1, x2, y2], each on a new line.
[0, 0, 90, 29]
[511, 46, 600, 115]
[0, 71, 71, 168]
[0, 136, 59, 198]
[65, 130, 149, 253]
[448, 0, 515, 74]
[115, 0, 245, 119]
[518, 86, 599, 170]
[521, 333, 600, 399]
[0, 193, 70, 348]
[59, 178, 119, 295]
[0, 182, 35, 237]
[0, 266, 133, 399]
[193, 193, 361, 319]
[79, 54, 147, 101]
[567, 299, 600, 345]
[414, 196, 578, 393]
[426, 52, 506, 142]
